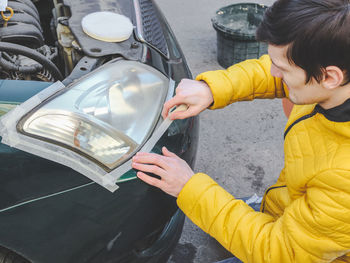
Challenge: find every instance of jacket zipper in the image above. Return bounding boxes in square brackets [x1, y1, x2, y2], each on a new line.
[283, 110, 317, 139]
[261, 109, 317, 212]
[261, 185, 286, 213]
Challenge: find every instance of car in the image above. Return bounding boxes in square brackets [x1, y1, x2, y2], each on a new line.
[0, 0, 199, 262]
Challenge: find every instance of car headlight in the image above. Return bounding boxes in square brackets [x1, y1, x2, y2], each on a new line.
[18, 60, 169, 171]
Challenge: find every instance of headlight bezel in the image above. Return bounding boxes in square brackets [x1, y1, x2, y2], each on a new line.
[16, 58, 170, 172]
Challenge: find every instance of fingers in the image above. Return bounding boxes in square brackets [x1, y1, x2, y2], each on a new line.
[132, 149, 177, 179]
[162, 78, 193, 119]
[162, 146, 177, 158]
[162, 97, 182, 119]
[132, 162, 167, 178]
[169, 106, 199, 120]
[162, 78, 213, 120]
[136, 171, 163, 188]
[133, 147, 194, 198]
[169, 110, 187, 120]
[133, 152, 169, 169]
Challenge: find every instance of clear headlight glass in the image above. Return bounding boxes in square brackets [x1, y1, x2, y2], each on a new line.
[18, 60, 168, 170]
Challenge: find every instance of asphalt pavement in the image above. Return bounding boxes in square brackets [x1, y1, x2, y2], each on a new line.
[152, 0, 285, 262]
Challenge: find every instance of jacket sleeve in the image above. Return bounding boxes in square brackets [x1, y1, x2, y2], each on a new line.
[195, 55, 286, 109]
[177, 171, 350, 263]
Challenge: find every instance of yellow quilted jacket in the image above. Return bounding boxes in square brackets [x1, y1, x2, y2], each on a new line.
[177, 55, 350, 262]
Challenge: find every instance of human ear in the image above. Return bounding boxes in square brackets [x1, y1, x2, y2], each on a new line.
[323, 66, 344, 89]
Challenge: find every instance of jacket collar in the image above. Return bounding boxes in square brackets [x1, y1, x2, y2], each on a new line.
[314, 98, 350, 122]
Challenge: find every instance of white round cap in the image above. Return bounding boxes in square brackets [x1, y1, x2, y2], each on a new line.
[81, 11, 133, 42]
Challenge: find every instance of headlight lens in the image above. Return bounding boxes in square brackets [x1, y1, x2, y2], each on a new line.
[18, 60, 168, 170]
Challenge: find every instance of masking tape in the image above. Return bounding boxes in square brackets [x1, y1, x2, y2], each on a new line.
[0, 80, 185, 192]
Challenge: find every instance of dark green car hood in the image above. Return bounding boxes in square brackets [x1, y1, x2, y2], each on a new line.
[0, 80, 94, 211]
[0, 79, 52, 117]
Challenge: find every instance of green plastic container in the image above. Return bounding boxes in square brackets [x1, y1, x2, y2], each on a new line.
[212, 3, 268, 68]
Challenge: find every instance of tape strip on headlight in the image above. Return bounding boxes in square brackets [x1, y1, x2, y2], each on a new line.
[0, 60, 173, 192]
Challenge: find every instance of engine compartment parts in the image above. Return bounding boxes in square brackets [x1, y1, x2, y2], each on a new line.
[0, 42, 62, 80]
[58, 0, 142, 58]
[1, 7, 14, 21]
[0, 0, 173, 84]
[0, 0, 43, 48]
[0, 0, 62, 81]
[81, 12, 133, 42]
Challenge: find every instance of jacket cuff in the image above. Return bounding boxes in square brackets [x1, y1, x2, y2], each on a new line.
[195, 73, 227, 110]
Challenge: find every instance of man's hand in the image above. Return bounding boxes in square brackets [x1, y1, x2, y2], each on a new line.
[131, 147, 194, 197]
[162, 79, 214, 120]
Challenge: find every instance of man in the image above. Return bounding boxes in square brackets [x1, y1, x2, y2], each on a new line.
[132, 0, 350, 262]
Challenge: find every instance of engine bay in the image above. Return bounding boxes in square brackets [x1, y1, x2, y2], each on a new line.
[0, 0, 144, 82]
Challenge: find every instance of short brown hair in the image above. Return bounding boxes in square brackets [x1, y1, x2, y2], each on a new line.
[256, 0, 350, 84]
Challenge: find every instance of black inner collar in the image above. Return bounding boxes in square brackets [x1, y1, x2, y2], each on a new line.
[315, 98, 350, 122]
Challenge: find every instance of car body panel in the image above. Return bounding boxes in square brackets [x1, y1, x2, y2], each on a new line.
[0, 51, 198, 263]
[0, 0, 198, 262]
